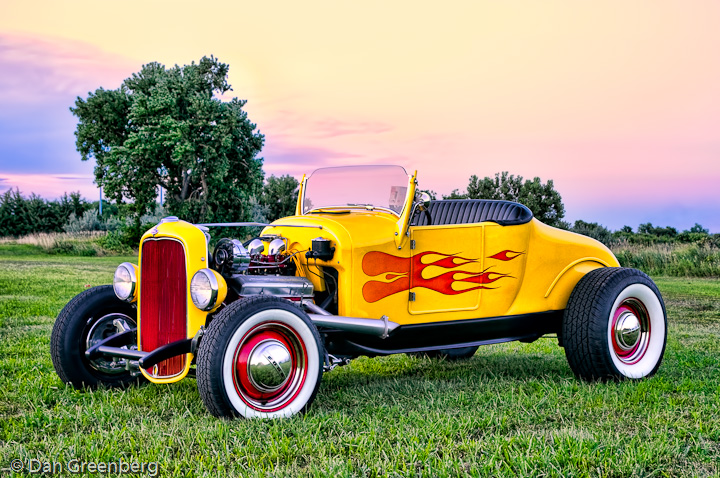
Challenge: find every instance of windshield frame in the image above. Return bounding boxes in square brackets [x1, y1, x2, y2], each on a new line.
[300, 165, 411, 217]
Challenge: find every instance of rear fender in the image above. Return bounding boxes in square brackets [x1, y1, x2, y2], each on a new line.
[544, 259, 612, 307]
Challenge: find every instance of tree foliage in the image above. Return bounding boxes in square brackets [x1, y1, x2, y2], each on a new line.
[0, 189, 90, 237]
[445, 172, 566, 227]
[638, 223, 678, 238]
[260, 175, 299, 221]
[569, 220, 613, 246]
[70, 56, 265, 225]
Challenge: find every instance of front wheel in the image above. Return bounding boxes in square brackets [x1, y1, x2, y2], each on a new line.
[196, 296, 324, 419]
[50, 285, 143, 389]
[562, 267, 667, 381]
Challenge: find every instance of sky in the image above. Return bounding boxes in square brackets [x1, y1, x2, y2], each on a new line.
[0, 0, 718, 232]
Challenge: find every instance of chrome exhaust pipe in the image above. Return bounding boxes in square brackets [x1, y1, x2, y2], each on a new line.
[304, 301, 398, 339]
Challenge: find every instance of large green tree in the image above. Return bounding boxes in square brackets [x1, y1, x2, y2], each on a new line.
[70, 56, 265, 226]
[445, 172, 566, 227]
[260, 175, 299, 221]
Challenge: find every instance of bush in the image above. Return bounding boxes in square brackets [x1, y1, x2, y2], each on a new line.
[64, 208, 124, 233]
[96, 231, 133, 254]
[612, 242, 720, 277]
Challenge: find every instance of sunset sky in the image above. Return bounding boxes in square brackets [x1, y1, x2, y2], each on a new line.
[1, 1, 718, 231]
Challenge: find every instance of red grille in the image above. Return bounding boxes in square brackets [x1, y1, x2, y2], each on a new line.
[140, 239, 187, 377]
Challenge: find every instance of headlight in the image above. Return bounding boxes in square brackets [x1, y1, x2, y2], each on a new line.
[191, 269, 227, 311]
[113, 262, 138, 302]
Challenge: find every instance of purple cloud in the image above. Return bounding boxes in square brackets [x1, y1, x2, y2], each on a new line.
[0, 33, 137, 105]
[266, 110, 393, 139]
[0, 33, 139, 177]
[312, 118, 393, 138]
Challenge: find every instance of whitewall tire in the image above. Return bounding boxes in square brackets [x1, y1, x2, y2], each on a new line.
[197, 296, 324, 418]
[562, 268, 667, 381]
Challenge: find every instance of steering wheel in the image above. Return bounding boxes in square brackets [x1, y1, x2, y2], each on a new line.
[411, 203, 432, 226]
[422, 208, 432, 226]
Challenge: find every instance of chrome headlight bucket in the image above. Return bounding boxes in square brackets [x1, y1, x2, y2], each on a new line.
[113, 262, 138, 302]
[190, 268, 227, 312]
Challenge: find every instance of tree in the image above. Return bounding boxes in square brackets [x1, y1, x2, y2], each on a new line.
[688, 223, 709, 234]
[445, 172, 566, 227]
[638, 223, 678, 238]
[569, 220, 613, 246]
[71, 56, 265, 227]
[260, 175, 299, 221]
[0, 188, 91, 237]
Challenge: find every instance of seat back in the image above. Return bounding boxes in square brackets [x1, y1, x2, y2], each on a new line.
[412, 199, 533, 226]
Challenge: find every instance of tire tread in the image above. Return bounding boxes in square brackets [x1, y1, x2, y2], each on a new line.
[562, 267, 665, 381]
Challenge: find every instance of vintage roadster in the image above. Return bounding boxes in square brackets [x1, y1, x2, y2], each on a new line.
[51, 165, 667, 418]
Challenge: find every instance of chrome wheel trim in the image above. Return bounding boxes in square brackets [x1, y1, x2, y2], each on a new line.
[614, 310, 641, 351]
[85, 313, 135, 375]
[230, 322, 306, 412]
[611, 298, 650, 364]
[222, 308, 320, 418]
[607, 283, 665, 378]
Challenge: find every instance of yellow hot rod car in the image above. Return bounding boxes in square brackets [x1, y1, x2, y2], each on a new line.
[51, 165, 667, 418]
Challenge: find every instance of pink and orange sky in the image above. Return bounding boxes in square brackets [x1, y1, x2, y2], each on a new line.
[1, 1, 718, 231]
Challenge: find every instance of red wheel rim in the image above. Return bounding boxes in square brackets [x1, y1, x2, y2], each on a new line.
[610, 298, 651, 365]
[231, 321, 308, 412]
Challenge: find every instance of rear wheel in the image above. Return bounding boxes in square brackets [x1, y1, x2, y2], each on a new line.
[562, 268, 667, 381]
[50, 285, 142, 389]
[197, 296, 324, 418]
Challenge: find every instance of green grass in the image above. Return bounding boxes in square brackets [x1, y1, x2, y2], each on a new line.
[1, 251, 719, 477]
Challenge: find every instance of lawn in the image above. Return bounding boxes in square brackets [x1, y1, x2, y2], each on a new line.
[0, 249, 718, 477]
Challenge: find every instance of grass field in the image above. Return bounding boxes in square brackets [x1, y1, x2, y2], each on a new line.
[0, 248, 718, 477]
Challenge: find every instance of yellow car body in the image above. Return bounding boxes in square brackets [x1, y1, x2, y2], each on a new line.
[52, 165, 665, 419]
[132, 168, 618, 384]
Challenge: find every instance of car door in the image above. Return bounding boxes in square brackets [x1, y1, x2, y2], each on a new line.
[409, 222, 531, 318]
[408, 224, 486, 315]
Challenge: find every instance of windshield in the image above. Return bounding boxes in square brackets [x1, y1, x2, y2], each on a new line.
[302, 165, 409, 215]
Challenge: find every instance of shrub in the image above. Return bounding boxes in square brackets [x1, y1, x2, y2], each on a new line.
[612, 242, 720, 277]
[64, 208, 124, 233]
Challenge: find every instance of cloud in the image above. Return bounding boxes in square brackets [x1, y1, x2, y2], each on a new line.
[312, 118, 392, 138]
[0, 33, 142, 177]
[264, 110, 393, 139]
[0, 173, 96, 199]
[0, 32, 138, 106]
[261, 141, 364, 179]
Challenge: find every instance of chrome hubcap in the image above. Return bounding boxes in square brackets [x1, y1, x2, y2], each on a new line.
[611, 299, 651, 364]
[248, 339, 292, 392]
[614, 312, 641, 350]
[232, 321, 308, 412]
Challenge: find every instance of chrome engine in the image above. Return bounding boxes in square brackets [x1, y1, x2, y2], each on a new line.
[211, 235, 311, 302]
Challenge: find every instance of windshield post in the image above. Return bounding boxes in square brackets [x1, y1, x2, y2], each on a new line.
[394, 170, 418, 249]
[295, 174, 306, 216]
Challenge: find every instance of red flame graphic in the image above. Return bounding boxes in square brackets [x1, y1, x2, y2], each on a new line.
[362, 251, 512, 303]
[487, 250, 524, 261]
